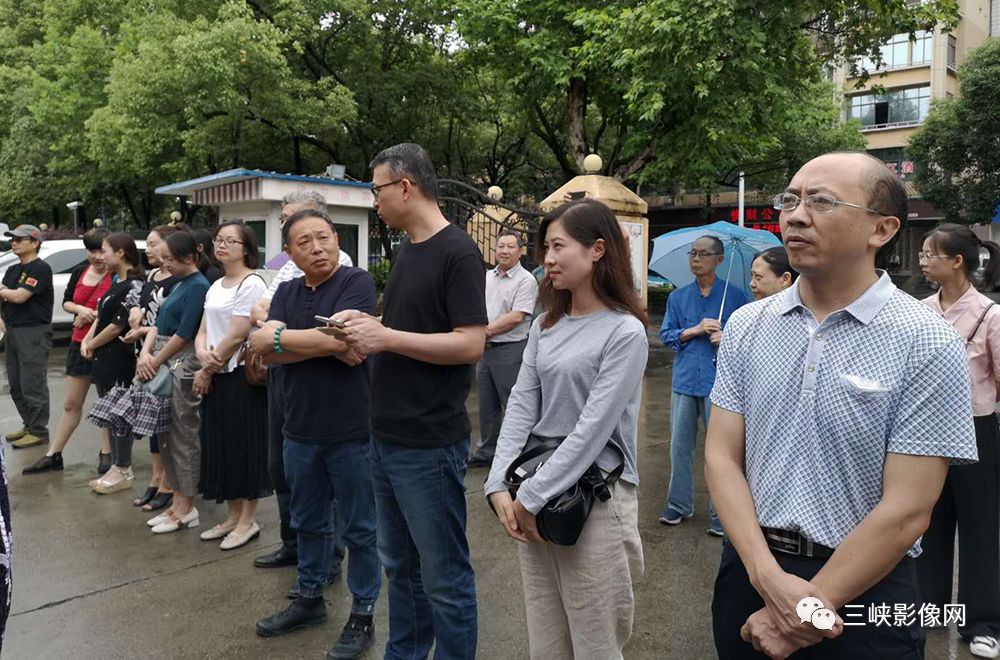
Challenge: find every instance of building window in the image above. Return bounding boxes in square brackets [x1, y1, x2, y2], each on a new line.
[858, 30, 932, 72]
[847, 85, 931, 128]
[947, 34, 957, 68]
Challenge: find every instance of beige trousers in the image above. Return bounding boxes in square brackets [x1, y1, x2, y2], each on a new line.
[156, 340, 201, 497]
[518, 482, 644, 660]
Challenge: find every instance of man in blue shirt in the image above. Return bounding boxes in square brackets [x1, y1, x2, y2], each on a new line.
[659, 235, 750, 536]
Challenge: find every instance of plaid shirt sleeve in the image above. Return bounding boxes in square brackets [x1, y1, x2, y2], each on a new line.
[710, 306, 750, 415]
[887, 333, 978, 464]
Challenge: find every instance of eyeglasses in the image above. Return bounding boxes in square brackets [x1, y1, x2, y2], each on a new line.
[687, 250, 720, 259]
[917, 252, 952, 261]
[370, 178, 404, 199]
[212, 237, 244, 247]
[772, 192, 888, 216]
[10, 236, 31, 243]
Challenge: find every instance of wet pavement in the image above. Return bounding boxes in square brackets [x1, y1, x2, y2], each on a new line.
[0, 336, 967, 659]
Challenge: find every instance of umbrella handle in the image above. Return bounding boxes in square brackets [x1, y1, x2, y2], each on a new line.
[717, 248, 737, 322]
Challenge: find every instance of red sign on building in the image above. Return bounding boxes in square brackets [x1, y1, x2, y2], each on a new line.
[724, 207, 782, 237]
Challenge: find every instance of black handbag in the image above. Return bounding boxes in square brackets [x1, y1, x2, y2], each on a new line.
[503, 435, 626, 546]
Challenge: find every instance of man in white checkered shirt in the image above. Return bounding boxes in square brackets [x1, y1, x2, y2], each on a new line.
[706, 152, 977, 659]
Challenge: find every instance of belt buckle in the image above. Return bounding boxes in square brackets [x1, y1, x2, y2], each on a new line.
[766, 529, 801, 556]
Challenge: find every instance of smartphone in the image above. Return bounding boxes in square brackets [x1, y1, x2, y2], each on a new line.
[314, 315, 346, 329]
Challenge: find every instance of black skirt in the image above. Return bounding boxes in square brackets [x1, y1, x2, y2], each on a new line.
[65, 342, 93, 378]
[198, 367, 272, 503]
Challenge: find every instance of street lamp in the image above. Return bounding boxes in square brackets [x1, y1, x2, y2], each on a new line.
[66, 201, 83, 232]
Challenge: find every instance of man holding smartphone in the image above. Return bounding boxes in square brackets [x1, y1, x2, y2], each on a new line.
[251, 192, 346, 590]
[336, 143, 486, 659]
[251, 209, 380, 660]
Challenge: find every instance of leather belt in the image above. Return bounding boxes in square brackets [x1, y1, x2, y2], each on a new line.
[762, 526, 835, 559]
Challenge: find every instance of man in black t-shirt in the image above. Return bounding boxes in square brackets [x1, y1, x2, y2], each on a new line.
[336, 143, 486, 659]
[0, 225, 53, 447]
[251, 210, 380, 660]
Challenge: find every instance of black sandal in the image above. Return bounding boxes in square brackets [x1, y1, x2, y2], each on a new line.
[133, 486, 158, 508]
[143, 491, 173, 512]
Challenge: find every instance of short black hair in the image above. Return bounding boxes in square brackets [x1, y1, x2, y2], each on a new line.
[496, 229, 524, 248]
[695, 235, 724, 256]
[214, 220, 260, 269]
[369, 143, 439, 201]
[281, 208, 337, 247]
[83, 228, 109, 251]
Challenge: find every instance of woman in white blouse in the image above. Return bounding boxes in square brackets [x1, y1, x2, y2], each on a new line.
[193, 221, 271, 551]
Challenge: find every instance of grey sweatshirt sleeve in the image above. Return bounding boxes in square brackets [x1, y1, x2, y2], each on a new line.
[514, 324, 648, 514]
[484, 318, 542, 498]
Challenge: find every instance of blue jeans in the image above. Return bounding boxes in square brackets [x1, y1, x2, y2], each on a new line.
[665, 392, 719, 526]
[285, 438, 380, 612]
[369, 437, 478, 660]
[270, 365, 346, 568]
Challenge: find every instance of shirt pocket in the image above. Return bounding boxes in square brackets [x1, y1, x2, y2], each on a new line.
[836, 373, 893, 437]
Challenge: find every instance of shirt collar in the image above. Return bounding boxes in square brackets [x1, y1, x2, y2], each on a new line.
[928, 283, 980, 317]
[493, 262, 523, 278]
[778, 270, 896, 325]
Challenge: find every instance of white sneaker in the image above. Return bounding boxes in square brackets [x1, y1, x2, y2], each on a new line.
[970, 636, 1000, 659]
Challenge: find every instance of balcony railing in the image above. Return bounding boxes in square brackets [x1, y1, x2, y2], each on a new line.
[860, 119, 923, 132]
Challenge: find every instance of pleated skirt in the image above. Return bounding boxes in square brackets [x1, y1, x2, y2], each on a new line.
[198, 368, 272, 503]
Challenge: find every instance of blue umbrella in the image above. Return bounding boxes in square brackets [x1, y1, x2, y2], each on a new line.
[649, 221, 782, 318]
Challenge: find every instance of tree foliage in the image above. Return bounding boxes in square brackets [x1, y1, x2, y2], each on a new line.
[910, 38, 1000, 225]
[0, 0, 958, 229]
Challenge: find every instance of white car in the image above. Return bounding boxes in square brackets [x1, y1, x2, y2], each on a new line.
[0, 239, 147, 329]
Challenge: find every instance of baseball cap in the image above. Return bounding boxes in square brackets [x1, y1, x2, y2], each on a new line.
[4, 225, 42, 241]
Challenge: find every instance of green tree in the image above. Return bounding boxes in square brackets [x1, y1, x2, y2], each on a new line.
[457, 0, 958, 186]
[910, 38, 1000, 225]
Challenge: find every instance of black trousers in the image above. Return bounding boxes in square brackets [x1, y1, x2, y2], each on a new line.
[713, 541, 925, 659]
[918, 413, 1000, 640]
[267, 364, 345, 570]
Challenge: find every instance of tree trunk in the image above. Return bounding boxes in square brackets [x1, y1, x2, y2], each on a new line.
[567, 77, 589, 171]
[293, 137, 303, 174]
[120, 186, 142, 228]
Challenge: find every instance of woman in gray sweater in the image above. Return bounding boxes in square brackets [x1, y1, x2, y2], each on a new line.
[486, 199, 649, 659]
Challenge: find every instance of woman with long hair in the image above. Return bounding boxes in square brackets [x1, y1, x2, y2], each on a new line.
[83, 233, 146, 493]
[193, 221, 271, 550]
[125, 223, 189, 510]
[22, 228, 112, 474]
[917, 223, 1000, 660]
[140, 232, 210, 534]
[193, 227, 223, 283]
[486, 199, 648, 659]
[749, 246, 797, 301]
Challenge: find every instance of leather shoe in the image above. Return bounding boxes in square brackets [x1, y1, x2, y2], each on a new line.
[286, 571, 341, 599]
[23, 453, 63, 474]
[254, 545, 298, 568]
[466, 453, 493, 469]
[256, 597, 327, 637]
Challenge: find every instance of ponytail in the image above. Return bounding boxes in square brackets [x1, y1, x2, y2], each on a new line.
[981, 239, 1000, 290]
[925, 224, 1000, 290]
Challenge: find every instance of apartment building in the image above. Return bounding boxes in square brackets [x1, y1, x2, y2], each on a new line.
[833, 0, 992, 177]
